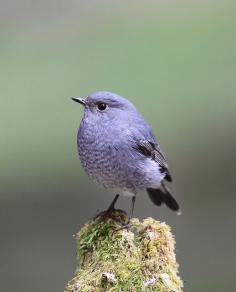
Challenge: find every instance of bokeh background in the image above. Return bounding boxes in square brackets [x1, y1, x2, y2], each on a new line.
[1, 0, 236, 291]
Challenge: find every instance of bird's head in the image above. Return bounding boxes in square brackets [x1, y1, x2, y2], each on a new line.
[72, 91, 137, 123]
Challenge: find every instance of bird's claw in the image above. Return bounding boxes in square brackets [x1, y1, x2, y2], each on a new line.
[112, 221, 132, 234]
[94, 208, 127, 224]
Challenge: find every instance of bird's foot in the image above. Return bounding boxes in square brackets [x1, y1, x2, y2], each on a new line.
[94, 208, 127, 224]
[112, 221, 132, 234]
[93, 194, 127, 223]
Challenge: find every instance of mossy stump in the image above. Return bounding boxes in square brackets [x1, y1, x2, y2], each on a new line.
[65, 210, 183, 291]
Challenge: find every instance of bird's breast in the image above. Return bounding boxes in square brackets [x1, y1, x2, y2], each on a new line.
[77, 122, 118, 186]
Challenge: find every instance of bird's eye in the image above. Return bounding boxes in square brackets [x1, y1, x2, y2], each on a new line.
[97, 103, 107, 111]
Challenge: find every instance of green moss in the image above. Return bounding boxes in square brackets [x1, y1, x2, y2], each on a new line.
[65, 210, 183, 292]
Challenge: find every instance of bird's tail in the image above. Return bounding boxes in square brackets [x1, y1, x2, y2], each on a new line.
[147, 183, 181, 214]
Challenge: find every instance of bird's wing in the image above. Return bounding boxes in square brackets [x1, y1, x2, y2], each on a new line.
[135, 140, 172, 182]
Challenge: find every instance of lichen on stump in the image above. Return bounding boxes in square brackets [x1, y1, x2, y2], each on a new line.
[65, 210, 183, 292]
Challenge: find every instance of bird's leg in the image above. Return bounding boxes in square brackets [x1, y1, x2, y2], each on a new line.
[123, 195, 136, 226]
[107, 194, 120, 212]
[129, 195, 136, 221]
[114, 195, 136, 232]
[94, 194, 122, 220]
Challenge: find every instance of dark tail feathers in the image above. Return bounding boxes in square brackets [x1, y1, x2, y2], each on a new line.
[147, 183, 180, 213]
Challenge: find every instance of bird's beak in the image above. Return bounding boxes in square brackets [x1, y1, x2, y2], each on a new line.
[72, 97, 86, 106]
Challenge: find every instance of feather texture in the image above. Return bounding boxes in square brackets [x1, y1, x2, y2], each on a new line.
[147, 183, 180, 212]
[136, 140, 172, 182]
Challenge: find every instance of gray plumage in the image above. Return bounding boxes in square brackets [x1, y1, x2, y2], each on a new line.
[72, 91, 180, 213]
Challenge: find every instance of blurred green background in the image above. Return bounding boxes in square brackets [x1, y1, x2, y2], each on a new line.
[1, 0, 236, 291]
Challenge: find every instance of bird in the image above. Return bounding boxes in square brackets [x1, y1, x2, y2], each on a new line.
[72, 91, 180, 221]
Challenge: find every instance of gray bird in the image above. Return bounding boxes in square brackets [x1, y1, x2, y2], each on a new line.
[72, 91, 180, 220]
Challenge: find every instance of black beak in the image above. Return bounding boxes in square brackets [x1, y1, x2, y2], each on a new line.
[72, 97, 86, 106]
